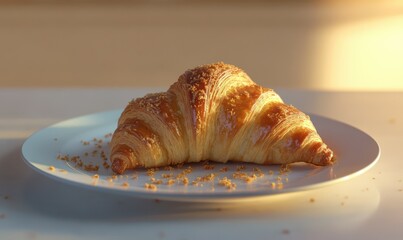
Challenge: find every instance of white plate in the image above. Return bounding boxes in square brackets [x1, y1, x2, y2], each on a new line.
[22, 110, 380, 202]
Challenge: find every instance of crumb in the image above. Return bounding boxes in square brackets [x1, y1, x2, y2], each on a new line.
[57, 154, 70, 161]
[398, 189, 402, 192]
[252, 167, 265, 177]
[167, 179, 176, 185]
[155, 199, 160, 203]
[4, 195, 9, 200]
[219, 167, 228, 172]
[102, 162, 110, 169]
[131, 175, 138, 180]
[203, 164, 215, 170]
[150, 178, 163, 185]
[163, 166, 174, 171]
[271, 182, 276, 189]
[236, 165, 246, 171]
[122, 182, 129, 187]
[92, 174, 99, 179]
[59, 169, 67, 173]
[199, 173, 215, 182]
[84, 164, 99, 172]
[54, 138, 58, 141]
[268, 170, 274, 175]
[233, 172, 257, 183]
[145, 183, 157, 191]
[147, 168, 156, 176]
[48, 166, 55, 171]
[279, 164, 291, 175]
[309, 198, 315, 203]
[104, 133, 113, 138]
[182, 177, 189, 185]
[218, 177, 236, 190]
[161, 173, 173, 179]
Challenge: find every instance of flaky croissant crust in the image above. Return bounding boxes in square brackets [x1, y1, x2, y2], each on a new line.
[110, 62, 334, 174]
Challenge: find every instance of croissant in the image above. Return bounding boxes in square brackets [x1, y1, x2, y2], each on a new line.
[110, 62, 334, 174]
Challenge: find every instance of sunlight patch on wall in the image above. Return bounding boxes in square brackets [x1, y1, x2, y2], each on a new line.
[314, 15, 403, 90]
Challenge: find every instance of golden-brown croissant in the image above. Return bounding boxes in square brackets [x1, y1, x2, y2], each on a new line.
[110, 62, 334, 174]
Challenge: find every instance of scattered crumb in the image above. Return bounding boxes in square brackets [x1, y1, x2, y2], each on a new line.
[163, 166, 174, 171]
[279, 164, 291, 175]
[398, 189, 402, 192]
[309, 198, 315, 203]
[219, 167, 228, 172]
[282, 229, 290, 235]
[203, 164, 215, 170]
[92, 174, 99, 179]
[161, 173, 173, 179]
[53, 138, 58, 141]
[182, 177, 189, 185]
[218, 177, 236, 190]
[236, 165, 246, 171]
[167, 179, 176, 185]
[122, 182, 129, 187]
[147, 168, 156, 176]
[145, 183, 157, 191]
[232, 172, 257, 183]
[48, 166, 55, 171]
[84, 164, 99, 172]
[150, 178, 163, 185]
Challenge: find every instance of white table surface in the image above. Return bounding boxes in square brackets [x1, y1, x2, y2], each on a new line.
[0, 88, 402, 240]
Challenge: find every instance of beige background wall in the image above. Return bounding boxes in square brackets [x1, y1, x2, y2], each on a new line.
[1, 1, 403, 90]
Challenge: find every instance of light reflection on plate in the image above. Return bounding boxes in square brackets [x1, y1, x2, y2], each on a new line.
[22, 110, 380, 202]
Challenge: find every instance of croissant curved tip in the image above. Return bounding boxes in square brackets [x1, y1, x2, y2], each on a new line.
[111, 158, 128, 175]
[317, 147, 336, 166]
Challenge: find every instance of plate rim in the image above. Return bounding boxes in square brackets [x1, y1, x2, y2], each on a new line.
[21, 109, 381, 202]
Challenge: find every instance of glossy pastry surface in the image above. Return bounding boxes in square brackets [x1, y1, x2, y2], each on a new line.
[110, 62, 334, 174]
